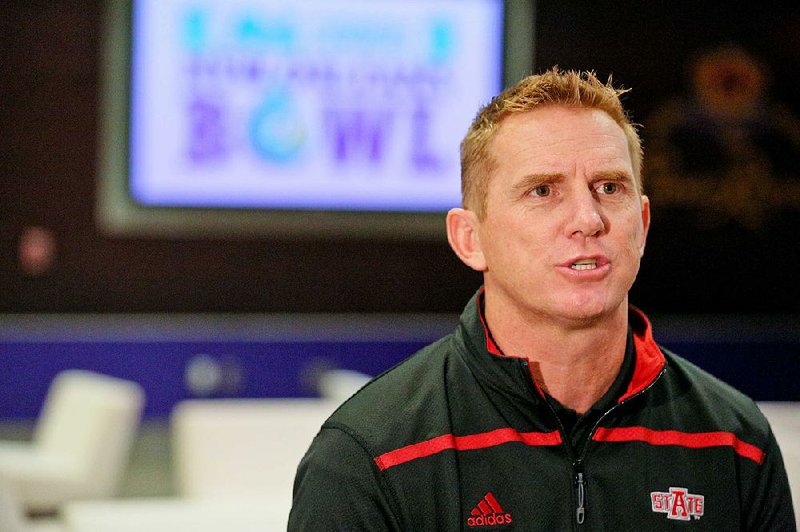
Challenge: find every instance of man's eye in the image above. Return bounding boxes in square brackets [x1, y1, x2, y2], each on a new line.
[530, 185, 552, 197]
[598, 182, 619, 194]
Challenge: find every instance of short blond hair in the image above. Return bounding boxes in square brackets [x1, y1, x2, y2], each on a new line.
[460, 67, 643, 219]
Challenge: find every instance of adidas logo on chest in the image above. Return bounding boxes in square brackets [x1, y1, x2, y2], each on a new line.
[466, 492, 513, 527]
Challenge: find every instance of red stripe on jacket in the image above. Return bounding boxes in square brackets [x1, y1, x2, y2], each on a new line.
[592, 426, 765, 464]
[374, 428, 562, 471]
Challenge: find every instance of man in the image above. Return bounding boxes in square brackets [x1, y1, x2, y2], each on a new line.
[289, 68, 796, 530]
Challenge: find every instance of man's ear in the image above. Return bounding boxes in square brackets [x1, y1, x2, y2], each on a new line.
[639, 195, 651, 257]
[446, 208, 487, 272]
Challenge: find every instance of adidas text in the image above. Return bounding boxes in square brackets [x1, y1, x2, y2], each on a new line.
[467, 513, 513, 527]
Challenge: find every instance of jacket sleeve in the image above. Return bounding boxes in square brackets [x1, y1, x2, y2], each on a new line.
[742, 427, 797, 531]
[288, 424, 401, 531]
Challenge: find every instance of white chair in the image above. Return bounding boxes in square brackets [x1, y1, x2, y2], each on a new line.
[0, 473, 29, 532]
[171, 398, 339, 502]
[316, 368, 372, 403]
[0, 474, 65, 532]
[62, 398, 339, 532]
[0, 370, 145, 515]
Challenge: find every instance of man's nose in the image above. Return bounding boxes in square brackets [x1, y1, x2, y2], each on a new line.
[565, 190, 606, 238]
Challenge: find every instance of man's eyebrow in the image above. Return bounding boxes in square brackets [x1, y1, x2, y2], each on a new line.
[592, 170, 635, 183]
[511, 173, 565, 194]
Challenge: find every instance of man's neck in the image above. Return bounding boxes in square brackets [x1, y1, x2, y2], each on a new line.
[484, 296, 629, 415]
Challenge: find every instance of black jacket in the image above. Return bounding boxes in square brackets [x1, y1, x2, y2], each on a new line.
[290, 291, 796, 530]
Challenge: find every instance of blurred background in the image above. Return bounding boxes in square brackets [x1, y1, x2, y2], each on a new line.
[0, 0, 798, 530]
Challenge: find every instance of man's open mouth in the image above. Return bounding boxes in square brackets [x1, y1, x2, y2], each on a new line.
[570, 259, 598, 271]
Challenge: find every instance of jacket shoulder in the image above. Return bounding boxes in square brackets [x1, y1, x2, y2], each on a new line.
[323, 334, 462, 453]
[659, 348, 771, 438]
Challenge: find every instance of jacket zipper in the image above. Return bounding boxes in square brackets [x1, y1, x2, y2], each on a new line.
[519, 360, 586, 527]
[572, 364, 668, 526]
[519, 359, 668, 528]
[574, 460, 586, 525]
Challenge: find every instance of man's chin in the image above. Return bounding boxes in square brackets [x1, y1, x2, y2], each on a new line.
[553, 299, 627, 329]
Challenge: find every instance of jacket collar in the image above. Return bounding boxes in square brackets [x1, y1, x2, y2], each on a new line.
[622, 305, 667, 402]
[455, 288, 666, 403]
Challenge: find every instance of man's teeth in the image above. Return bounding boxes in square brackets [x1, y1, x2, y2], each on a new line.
[571, 259, 597, 271]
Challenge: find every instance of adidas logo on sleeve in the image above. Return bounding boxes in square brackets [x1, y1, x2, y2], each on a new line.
[466, 492, 513, 527]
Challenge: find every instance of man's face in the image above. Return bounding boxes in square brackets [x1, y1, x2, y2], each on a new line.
[473, 105, 650, 327]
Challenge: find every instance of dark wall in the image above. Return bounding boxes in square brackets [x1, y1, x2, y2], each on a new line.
[2, 1, 798, 314]
[535, 0, 800, 314]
